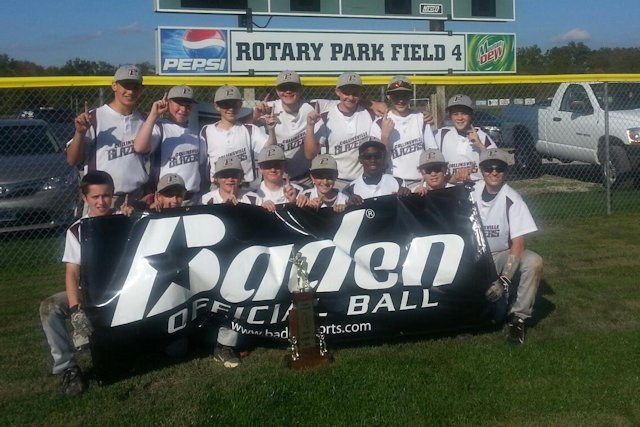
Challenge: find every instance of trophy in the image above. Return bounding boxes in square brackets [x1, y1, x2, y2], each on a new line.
[286, 252, 332, 369]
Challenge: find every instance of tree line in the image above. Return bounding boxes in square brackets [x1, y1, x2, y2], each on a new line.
[1, 42, 640, 77]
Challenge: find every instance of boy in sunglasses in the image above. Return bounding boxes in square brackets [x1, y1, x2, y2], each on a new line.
[473, 149, 543, 345]
[433, 94, 497, 184]
[201, 85, 277, 190]
[302, 154, 349, 212]
[414, 149, 452, 195]
[343, 140, 411, 205]
[370, 76, 437, 190]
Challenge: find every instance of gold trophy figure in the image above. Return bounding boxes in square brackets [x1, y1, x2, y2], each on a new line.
[286, 252, 332, 369]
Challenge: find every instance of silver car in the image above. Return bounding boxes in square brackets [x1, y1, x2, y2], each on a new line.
[0, 119, 80, 233]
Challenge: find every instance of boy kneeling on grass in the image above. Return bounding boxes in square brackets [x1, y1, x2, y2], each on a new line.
[39, 170, 116, 397]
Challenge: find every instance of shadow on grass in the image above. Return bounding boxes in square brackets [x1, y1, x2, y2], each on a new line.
[528, 279, 556, 329]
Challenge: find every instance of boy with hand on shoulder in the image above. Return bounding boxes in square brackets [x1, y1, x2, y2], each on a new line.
[39, 171, 117, 397]
[302, 154, 349, 212]
[343, 139, 411, 206]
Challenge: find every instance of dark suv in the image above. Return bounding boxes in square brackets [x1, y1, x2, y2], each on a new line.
[18, 107, 76, 148]
[0, 120, 80, 233]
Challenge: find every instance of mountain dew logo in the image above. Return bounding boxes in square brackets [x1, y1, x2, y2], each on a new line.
[467, 34, 515, 73]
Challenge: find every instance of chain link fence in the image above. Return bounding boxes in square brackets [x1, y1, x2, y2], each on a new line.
[1, 75, 639, 267]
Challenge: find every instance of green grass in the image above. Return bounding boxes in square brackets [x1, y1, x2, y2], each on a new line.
[1, 213, 639, 426]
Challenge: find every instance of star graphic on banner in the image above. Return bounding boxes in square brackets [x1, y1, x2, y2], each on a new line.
[144, 216, 201, 318]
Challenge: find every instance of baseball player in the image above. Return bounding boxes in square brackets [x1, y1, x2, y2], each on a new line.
[252, 70, 316, 185]
[246, 145, 307, 212]
[370, 76, 437, 190]
[201, 156, 261, 205]
[303, 72, 380, 189]
[133, 85, 207, 206]
[432, 94, 497, 183]
[120, 173, 188, 216]
[414, 149, 452, 195]
[343, 139, 411, 205]
[199, 156, 260, 368]
[39, 171, 116, 396]
[302, 154, 349, 212]
[67, 65, 153, 209]
[201, 85, 277, 190]
[474, 149, 543, 344]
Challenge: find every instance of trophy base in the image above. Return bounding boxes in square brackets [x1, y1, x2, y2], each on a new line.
[285, 350, 333, 370]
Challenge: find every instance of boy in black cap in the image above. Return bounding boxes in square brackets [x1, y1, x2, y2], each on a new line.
[343, 140, 410, 205]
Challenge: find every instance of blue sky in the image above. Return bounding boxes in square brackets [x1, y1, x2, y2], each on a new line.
[1, 0, 638, 67]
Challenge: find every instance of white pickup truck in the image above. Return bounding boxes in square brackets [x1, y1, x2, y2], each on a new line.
[501, 82, 640, 185]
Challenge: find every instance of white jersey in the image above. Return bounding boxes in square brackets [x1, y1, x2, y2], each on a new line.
[70, 104, 153, 194]
[473, 181, 538, 253]
[370, 111, 436, 182]
[314, 105, 375, 181]
[201, 189, 259, 205]
[433, 126, 497, 182]
[343, 174, 403, 199]
[150, 119, 206, 193]
[253, 181, 303, 204]
[61, 217, 84, 265]
[200, 122, 269, 184]
[266, 100, 315, 178]
[301, 187, 349, 208]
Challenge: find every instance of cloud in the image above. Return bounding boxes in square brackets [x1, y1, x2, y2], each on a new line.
[114, 23, 143, 34]
[553, 28, 591, 43]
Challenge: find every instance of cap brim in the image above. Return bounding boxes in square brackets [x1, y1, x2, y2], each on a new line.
[158, 184, 186, 193]
[169, 97, 197, 104]
[387, 87, 413, 93]
[418, 161, 447, 169]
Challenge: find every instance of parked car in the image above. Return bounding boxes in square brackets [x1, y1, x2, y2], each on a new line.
[443, 110, 503, 147]
[18, 107, 76, 148]
[0, 119, 80, 233]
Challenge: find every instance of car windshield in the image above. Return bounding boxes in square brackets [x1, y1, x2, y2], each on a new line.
[591, 83, 640, 111]
[0, 125, 59, 156]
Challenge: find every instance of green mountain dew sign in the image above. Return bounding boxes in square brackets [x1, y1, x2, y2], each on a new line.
[467, 34, 516, 72]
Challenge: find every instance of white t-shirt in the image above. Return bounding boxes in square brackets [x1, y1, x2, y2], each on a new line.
[69, 104, 154, 194]
[301, 187, 349, 208]
[370, 111, 436, 182]
[432, 126, 496, 182]
[313, 105, 375, 181]
[473, 181, 538, 253]
[200, 122, 269, 184]
[150, 119, 206, 193]
[252, 181, 303, 204]
[265, 100, 315, 178]
[201, 189, 259, 205]
[62, 217, 84, 265]
[343, 174, 403, 199]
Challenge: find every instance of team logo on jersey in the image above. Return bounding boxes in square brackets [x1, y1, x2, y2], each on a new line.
[159, 28, 228, 74]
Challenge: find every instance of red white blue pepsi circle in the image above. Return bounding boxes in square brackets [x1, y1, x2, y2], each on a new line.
[182, 29, 226, 59]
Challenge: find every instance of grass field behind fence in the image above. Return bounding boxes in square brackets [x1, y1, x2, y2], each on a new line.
[1, 191, 639, 425]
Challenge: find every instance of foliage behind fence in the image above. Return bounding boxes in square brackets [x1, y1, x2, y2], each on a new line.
[1, 74, 639, 267]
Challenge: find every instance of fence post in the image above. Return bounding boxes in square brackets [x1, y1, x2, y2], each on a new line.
[604, 81, 611, 215]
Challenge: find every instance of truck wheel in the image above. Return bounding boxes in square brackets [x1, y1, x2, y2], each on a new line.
[601, 145, 631, 188]
[513, 128, 542, 177]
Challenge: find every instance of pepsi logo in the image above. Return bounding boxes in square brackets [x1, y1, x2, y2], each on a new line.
[182, 29, 226, 59]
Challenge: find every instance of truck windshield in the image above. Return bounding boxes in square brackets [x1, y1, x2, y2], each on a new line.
[590, 83, 640, 111]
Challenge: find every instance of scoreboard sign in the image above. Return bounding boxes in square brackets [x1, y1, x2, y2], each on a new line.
[155, 0, 515, 21]
[156, 27, 515, 75]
